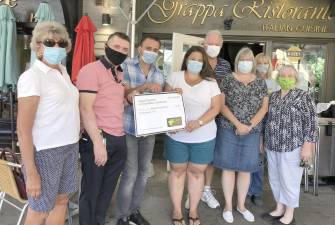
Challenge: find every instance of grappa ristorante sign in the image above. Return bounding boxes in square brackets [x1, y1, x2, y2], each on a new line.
[146, 0, 333, 33]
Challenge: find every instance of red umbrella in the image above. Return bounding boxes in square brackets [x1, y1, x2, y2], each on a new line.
[71, 15, 97, 83]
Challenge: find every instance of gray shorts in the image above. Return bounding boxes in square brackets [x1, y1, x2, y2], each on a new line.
[24, 142, 79, 212]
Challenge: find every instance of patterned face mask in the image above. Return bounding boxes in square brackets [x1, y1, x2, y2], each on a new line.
[277, 77, 296, 90]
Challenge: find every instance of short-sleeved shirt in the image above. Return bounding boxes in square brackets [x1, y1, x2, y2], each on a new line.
[123, 56, 165, 135]
[167, 71, 221, 143]
[265, 88, 317, 152]
[219, 73, 268, 133]
[214, 58, 232, 125]
[214, 57, 232, 82]
[17, 60, 80, 151]
[76, 58, 125, 136]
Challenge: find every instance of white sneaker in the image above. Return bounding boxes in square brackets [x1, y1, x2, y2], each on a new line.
[201, 188, 220, 209]
[237, 208, 255, 222]
[222, 210, 234, 223]
[184, 194, 190, 210]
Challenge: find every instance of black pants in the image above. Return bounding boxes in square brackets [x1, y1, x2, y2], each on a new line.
[79, 131, 127, 225]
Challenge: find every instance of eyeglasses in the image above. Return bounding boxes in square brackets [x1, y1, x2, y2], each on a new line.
[42, 39, 68, 48]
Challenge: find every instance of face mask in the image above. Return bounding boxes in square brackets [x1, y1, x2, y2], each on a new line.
[105, 45, 127, 65]
[43, 47, 67, 65]
[277, 77, 296, 90]
[238, 60, 253, 74]
[142, 50, 158, 64]
[206, 45, 221, 58]
[256, 64, 269, 75]
[187, 60, 203, 75]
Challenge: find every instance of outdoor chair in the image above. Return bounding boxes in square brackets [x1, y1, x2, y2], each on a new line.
[0, 159, 76, 225]
[0, 159, 28, 225]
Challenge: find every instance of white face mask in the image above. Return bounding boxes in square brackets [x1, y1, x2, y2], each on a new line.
[206, 45, 221, 58]
[256, 64, 269, 75]
[238, 60, 253, 74]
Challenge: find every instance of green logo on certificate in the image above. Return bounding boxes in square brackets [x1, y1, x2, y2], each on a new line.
[167, 117, 182, 127]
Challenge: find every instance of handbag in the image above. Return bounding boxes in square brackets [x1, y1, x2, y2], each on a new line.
[0, 148, 27, 200]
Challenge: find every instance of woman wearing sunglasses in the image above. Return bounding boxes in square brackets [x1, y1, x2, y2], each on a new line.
[17, 21, 80, 225]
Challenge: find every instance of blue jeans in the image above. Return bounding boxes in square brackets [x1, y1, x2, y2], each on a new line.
[248, 153, 265, 197]
[116, 134, 155, 219]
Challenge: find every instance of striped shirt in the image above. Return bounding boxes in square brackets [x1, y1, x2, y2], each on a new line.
[214, 57, 232, 127]
[214, 57, 232, 83]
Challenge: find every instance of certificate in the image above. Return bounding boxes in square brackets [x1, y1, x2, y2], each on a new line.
[133, 92, 186, 137]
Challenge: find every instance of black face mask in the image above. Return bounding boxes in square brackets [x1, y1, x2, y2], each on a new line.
[105, 45, 127, 66]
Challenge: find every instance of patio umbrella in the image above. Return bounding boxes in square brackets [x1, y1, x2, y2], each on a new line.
[0, 5, 19, 150]
[71, 15, 96, 83]
[0, 5, 19, 92]
[35, 2, 56, 22]
[30, 2, 56, 66]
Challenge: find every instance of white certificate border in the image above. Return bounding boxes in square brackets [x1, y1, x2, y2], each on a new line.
[133, 92, 186, 137]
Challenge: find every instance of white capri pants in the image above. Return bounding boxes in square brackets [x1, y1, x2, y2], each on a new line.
[266, 148, 304, 208]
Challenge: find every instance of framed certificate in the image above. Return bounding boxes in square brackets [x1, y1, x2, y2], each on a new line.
[133, 92, 186, 137]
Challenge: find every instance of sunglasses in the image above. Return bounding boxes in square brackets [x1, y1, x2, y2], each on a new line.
[43, 39, 68, 48]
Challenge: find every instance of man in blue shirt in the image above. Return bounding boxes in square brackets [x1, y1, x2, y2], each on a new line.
[116, 36, 164, 225]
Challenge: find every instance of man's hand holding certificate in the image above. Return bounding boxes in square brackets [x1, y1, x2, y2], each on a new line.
[133, 92, 186, 136]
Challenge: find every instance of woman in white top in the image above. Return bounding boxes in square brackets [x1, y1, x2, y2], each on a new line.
[17, 21, 80, 225]
[164, 46, 221, 225]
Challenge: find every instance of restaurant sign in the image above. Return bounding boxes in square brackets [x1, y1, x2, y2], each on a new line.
[146, 0, 333, 33]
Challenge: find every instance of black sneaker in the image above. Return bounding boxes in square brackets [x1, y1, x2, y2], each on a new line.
[117, 218, 130, 225]
[129, 211, 150, 225]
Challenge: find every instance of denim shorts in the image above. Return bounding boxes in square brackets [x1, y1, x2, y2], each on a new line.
[164, 136, 215, 164]
[213, 128, 260, 172]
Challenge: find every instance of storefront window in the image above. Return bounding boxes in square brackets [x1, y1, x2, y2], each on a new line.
[156, 40, 172, 81]
[271, 43, 327, 103]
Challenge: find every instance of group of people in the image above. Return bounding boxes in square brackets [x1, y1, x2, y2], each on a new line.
[16, 21, 317, 225]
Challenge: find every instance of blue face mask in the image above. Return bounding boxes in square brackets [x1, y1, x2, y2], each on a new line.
[187, 60, 203, 75]
[43, 47, 67, 65]
[142, 50, 158, 64]
[238, 60, 253, 74]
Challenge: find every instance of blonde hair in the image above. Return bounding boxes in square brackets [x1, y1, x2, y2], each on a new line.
[278, 65, 299, 81]
[255, 53, 273, 78]
[234, 47, 255, 73]
[205, 30, 223, 45]
[30, 21, 72, 53]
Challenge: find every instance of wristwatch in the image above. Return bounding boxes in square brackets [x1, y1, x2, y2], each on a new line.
[198, 120, 204, 126]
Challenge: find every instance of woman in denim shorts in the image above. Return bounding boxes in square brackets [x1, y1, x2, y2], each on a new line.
[164, 46, 221, 225]
[213, 47, 269, 223]
[17, 21, 80, 225]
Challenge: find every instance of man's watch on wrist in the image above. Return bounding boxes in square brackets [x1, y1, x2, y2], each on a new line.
[198, 120, 204, 126]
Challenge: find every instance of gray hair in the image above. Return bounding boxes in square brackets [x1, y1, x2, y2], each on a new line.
[205, 30, 223, 45]
[234, 47, 255, 73]
[30, 21, 72, 53]
[278, 64, 299, 81]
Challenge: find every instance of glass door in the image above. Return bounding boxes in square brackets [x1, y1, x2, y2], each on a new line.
[271, 43, 327, 102]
